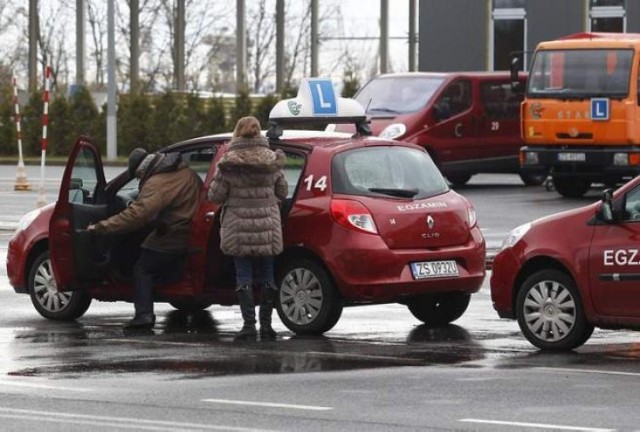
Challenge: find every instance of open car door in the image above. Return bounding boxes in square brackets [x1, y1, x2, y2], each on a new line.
[49, 136, 109, 292]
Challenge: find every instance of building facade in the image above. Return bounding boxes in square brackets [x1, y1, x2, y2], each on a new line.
[418, 0, 640, 72]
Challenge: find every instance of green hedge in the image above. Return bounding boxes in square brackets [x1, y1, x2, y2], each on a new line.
[0, 85, 284, 158]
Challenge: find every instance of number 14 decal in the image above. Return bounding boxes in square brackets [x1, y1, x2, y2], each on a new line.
[303, 174, 327, 191]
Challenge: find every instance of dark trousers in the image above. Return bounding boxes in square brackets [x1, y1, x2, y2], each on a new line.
[133, 248, 186, 316]
[233, 256, 275, 287]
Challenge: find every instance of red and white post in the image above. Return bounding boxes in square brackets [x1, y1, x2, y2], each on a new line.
[36, 65, 52, 207]
[12, 75, 31, 191]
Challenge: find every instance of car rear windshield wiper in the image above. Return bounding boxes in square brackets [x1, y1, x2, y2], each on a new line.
[367, 107, 401, 114]
[368, 187, 419, 198]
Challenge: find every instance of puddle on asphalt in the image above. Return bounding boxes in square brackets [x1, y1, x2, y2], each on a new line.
[5, 311, 488, 378]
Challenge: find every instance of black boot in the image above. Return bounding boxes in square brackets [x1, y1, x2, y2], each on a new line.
[259, 283, 277, 340]
[234, 285, 257, 341]
[123, 313, 156, 331]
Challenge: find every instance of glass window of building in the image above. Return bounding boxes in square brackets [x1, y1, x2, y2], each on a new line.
[590, 0, 625, 32]
[492, 2, 526, 71]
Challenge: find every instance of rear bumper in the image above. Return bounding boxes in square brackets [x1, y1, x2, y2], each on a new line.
[520, 145, 640, 180]
[331, 227, 486, 302]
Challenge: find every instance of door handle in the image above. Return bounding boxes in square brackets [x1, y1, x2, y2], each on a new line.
[205, 211, 215, 221]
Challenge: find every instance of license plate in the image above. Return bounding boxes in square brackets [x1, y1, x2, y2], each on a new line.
[410, 260, 459, 279]
[558, 152, 586, 162]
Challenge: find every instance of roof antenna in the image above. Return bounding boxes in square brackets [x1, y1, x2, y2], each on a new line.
[365, 97, 373, 113]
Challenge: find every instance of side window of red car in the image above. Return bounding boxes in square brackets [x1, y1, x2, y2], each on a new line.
[623, 186, 640, 221]
[69, 146, 99, 204]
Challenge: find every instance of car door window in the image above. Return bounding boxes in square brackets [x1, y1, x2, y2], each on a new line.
[623, 186, 640, 221]
[434, 80, 472, 122]
[480, 81, 522, 119]
[69, 146, 99, 204]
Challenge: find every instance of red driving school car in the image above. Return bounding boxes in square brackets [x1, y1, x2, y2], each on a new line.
[7, 78, 486, 335]
[491, 176, 640, 350]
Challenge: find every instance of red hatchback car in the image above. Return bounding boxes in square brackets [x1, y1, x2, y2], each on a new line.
[7, 78, 486, 335]
[491, 176, 640, 350]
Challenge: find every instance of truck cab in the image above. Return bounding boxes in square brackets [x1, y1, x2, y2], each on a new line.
[518, 32, 640, 198]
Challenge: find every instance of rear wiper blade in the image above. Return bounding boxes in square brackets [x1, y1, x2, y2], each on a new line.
[368, 187, 419, 198]
[368, 107, 401, 114]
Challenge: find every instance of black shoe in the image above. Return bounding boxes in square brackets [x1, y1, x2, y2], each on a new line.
[124, 313, 156, 330]
[234, 323, 257, 341]
[260, 324, 277, 340]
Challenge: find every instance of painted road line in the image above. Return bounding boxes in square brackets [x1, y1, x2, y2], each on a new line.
[0, 379, 92, 392]
[536, 367, 640, 377]
[460, 419, 615, 431]
[0, 407, 273, 432]
[203, 398, 333, 411]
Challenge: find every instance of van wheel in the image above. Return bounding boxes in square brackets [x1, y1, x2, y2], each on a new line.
[276, 259, 343, 335]
[406, 292, 470, 326]
[28, 251, 92, 321]
[552, 177, 590, 198]
[447, 173, 472, 187]
[516, 269, 594, 351]
[519, 171, 547, 186]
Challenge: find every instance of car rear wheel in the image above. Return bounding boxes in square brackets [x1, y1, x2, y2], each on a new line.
[276, 259, 343, 335]
[406, 292, 470, 326]
[552, 177, 590, 198]
[446, 173, 472, 187]
[516, 269, 594, 351]
[28, 251, 92, 321]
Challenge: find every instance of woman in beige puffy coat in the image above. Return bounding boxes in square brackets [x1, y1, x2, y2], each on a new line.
[207, 116, 288, 341]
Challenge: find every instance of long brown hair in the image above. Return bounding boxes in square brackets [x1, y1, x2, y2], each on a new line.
[232, 116, 262, 138]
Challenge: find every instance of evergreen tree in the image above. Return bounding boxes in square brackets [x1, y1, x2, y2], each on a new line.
[117, 92, 152, 156]
[253, 93, 279, 127]
[231, 87, 253, 125]
[68, 86, 100, 150]
[341, 70, 360, 98]
[22, 91, 44, 157]
[204, 96, 227, 134]
[0, 83, 16, 156]
[48, 95, 71, 156]
[149, 91, 181, 150]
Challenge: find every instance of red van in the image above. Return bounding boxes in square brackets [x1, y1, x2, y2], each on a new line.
[332, 72, 546, 187]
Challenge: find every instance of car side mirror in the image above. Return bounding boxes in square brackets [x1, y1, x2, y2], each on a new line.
[599, 188, 614, 222]
[70, 178, 84, 190]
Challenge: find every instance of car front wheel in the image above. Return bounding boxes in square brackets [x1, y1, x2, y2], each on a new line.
[406, 292, 470, 326]
[516, 269, 594, 351]
[276, 259, 343, 335]
[28, 251, 92, 321]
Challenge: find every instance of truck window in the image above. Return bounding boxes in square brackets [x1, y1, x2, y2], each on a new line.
[480, 81, 523, 119]
[434, 80, 472, 121]
[528, 48, 633, 98]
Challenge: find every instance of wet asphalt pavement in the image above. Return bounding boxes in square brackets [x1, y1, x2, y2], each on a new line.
[1, 168, 640, 431]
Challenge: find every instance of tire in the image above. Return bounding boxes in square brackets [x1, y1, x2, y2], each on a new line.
[519, 171, 548, 186]
[516, 269, 594, 351]
[169, 301, 213, 312]
[446, 173, 472, 188]
[406, 292, 471, 326]
[552, 177, 591, 198]
[28, 251, 92, 321]
[276, 259, 343, 335]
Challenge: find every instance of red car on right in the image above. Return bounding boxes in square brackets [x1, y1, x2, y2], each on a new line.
[491, 176, 640, 350]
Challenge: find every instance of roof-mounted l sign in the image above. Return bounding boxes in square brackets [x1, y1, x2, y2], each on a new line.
[309, 79, 338, 116]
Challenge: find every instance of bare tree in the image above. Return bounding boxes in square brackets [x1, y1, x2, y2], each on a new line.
[86, 0, 106, 87]
[247, 0, 276, 93]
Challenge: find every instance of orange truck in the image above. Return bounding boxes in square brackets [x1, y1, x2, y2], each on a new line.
[516, 32, 640, 198]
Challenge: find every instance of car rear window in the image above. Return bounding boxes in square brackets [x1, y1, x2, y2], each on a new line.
[331, 146, 449, 200]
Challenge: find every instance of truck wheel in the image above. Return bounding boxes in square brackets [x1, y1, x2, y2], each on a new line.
[276, 259, 343, 335]
[28, 251, 92, 321]
[406, 292, 470, 326]
[552, 177, 590, 198]
[516, 269, 594, 351]
[519, 171, 547, 186]
[447, 173, 472, 187]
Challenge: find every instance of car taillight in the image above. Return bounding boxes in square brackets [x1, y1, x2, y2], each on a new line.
[330, 199, 378, 234]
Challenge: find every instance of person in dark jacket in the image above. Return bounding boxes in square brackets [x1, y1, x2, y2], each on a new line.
[88, 148, 203, 330]
[208, 116, 288, 341]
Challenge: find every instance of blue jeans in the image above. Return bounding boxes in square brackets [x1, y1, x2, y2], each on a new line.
[233, 256, 275, 287]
